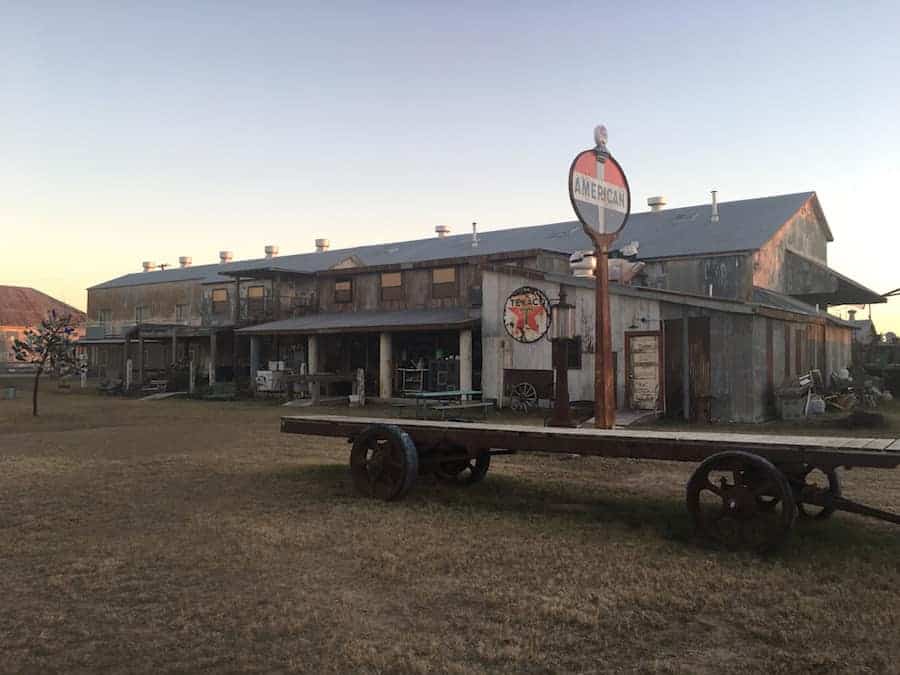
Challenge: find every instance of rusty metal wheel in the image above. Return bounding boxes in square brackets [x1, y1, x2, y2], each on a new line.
[510, 382, 537, 414]
[686, 451, 796, 553]
[435, 450, 491, 485]
[350, 424, 418, 501]
[794, 467, 841, 520]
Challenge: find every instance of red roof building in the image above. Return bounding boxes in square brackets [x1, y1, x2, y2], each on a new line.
[0, 285, 86, 363]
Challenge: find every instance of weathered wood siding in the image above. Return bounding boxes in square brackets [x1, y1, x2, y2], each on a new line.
[481, 270, 661, 407]
[87, 280, 205, 333]
[316, 259, 507, 314]
[642, 253, 754, 301]
[752, 196, 829, 292]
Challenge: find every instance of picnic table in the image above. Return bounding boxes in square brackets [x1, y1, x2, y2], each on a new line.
[409, 390, 493, 419]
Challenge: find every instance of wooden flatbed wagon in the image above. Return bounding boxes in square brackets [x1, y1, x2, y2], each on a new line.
[281, 415, 900, 552]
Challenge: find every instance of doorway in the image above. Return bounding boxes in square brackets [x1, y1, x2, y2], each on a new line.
[625, 331, 662, 410]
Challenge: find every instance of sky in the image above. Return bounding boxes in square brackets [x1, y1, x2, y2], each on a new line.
[2, 1, 899, 330]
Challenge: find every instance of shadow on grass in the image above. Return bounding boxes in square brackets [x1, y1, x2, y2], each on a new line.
[260, 462, 900, 563]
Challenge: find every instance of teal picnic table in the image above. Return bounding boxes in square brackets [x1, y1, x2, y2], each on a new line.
[412, 390, 488, 419]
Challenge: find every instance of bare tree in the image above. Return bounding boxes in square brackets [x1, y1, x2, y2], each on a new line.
[13, 310, 80, 417]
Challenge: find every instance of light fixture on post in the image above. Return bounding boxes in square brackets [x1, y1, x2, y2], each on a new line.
[547, 286, 578, 428]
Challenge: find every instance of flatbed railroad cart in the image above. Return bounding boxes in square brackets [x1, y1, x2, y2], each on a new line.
[281, 415, 900, 553]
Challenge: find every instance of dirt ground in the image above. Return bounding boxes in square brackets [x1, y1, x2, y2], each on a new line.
[2, 384, 900, 674]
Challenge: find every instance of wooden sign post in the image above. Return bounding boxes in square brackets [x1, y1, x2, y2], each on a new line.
[568, 126, 631, 429]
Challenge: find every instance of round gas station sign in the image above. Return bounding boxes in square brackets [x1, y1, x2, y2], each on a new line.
[503, 286, 551, 344]
[568, 129, 630, 240]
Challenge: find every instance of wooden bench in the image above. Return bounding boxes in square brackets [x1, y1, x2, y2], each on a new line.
[431, 400, 496, 420]
[141, 379, 169, 395]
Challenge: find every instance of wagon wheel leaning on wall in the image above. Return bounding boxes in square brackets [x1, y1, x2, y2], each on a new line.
[510, 381, 538, 414]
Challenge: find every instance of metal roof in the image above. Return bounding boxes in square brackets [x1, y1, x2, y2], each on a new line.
[0, 285, 85, 327]
[236, 308, 479, 335]
[90, 191, 817, 290]
[751, 287, 854, 326]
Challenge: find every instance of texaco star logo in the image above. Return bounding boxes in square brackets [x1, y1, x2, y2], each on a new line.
[503, 286, 551, 344]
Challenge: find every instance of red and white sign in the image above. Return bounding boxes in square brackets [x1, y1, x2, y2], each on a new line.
[568, 149, 630, 238]
[503, 286, 551, 344]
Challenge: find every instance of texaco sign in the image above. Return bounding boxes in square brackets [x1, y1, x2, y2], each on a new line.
[503, 286, 551, 344]
[568, 126, 630, 240]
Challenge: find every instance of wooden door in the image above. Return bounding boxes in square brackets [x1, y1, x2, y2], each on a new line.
[688, 317, 711, 422]
[626, 331, 662, 410]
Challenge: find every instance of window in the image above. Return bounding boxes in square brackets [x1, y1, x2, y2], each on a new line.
[135, 305, 147, 323]
[175, 304, 188, 322]
[553, 336, 583, 370]
[381, 272, 403, 300]
[97, 309, 111, 326]
[247, 285, 265, 299]
[432, 267, 457, 299]
[335, 278, 353, 303]
[211, 288, 229, 314]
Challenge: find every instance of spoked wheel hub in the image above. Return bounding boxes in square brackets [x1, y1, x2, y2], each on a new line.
[687, 451, 796, 553]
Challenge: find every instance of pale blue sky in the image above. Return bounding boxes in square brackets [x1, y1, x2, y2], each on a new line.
[2, 1, 899, 329]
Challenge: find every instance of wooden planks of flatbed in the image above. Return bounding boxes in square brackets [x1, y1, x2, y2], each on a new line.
[281, 415, 900, 470]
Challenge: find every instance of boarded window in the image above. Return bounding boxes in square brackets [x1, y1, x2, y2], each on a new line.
[381, 272, 402, 300]
[247, 285, 265, 299]
[211, 288, 229, 315]
[335, 279, 353, 303]
[432, 267, 457, 299]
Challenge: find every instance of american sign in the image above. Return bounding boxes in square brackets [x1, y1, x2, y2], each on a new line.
[568, 149, 630, 237]
[503, 286, 552, 344]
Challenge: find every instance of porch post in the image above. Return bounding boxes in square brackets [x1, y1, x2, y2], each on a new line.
[171, 331, 177, 365]
[209, 330, 217, 386]
[379, 332, 392, 399]
[249, 335, 260, 384]
[459, 328, 473, 398]
[307, 334, 318, 397]
[681, 314, 690, 422]
[137, 330, 144, 385]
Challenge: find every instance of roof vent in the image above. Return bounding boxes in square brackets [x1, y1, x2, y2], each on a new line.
[710, 190, 719, 223]
[141, 261, 156, 272]
[264, 245, 279, 259]
[647, 196, 667, 212]
[847, 309, 857, 321]
[315, 238, 330, 253]
[219, 250, 233, 264]
[178, 256, 192, 268]
[435, 225, 451, 239]
[471, 222, 478, 248]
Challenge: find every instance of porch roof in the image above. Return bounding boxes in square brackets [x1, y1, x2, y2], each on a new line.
[236, 308, 480, 335]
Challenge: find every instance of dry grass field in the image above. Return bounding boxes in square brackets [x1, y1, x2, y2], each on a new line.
[2, 383, 900, 674]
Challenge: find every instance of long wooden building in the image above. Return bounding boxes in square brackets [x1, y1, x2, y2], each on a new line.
[80, 191, 883, 422]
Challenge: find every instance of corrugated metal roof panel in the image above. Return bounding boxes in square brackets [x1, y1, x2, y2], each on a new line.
[236, 308, 479, 334]
[91, 192, 816, 290]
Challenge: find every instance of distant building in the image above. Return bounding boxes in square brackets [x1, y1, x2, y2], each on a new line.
[81, 190, 881, 422]
[0, 285, 86, 364]
[845, 309, 877, 345]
